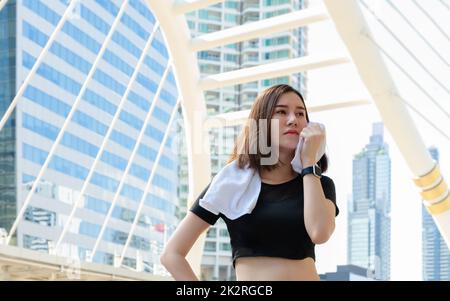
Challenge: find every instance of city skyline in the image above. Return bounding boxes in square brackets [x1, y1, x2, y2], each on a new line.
[308, 0, 449, 280]
[348, 122, 391, 280]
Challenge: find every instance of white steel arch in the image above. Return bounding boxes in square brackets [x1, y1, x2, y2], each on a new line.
[144, 0, 372, 277]
[323, 0, 450, 247]
[0, 0, 8, 12]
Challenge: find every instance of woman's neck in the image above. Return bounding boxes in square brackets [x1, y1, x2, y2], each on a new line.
[260, 150, 297, 184]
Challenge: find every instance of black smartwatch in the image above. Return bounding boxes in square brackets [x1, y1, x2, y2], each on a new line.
[301, 164, 322, 179]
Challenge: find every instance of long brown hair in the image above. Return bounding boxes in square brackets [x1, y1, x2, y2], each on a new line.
[227, 84, 328, 175]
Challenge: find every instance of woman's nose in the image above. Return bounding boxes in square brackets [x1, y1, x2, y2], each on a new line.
[287, 113, 297, 126]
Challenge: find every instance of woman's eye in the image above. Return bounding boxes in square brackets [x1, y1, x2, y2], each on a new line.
[296, 112, 304, 117]
[276, 110, 286, 115]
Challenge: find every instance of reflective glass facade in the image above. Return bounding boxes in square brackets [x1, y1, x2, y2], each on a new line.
[1, 0, 179, 275]
[0, 0, 16, 242]
[422, 147, 450, 280]
[348, 123, 391, 280]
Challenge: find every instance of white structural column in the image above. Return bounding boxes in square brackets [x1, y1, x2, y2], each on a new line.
[5, 0, 130, 245]
[172, 0, 224, 14]
[199, 55, 349, 90]
[190, 8, 328, 52]
[145, 0, 212, 277]
[118, 99, 180, 267]
[323, 0, 450, 247]
[89, 63, 172, 261]
[54, 23, 161, 252]
[0, 0, 8, 12]
[0, 0, 77, 132]
[205, 99, 371, 129]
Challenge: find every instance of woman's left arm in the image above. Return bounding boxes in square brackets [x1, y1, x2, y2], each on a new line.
[300, 122, 336, 244]
[303, 175, 336, 244]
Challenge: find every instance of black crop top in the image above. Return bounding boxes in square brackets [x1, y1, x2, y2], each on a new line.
[190, 174, 339, 267]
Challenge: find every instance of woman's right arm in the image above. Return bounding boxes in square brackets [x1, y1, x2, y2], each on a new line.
[160, 211, 211, 280]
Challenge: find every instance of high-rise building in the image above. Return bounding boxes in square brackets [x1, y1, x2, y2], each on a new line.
[179, 0, 308, 280]
[0, 0, 179, 275]
[0, 0, 17, 243]
[320, 264, 374, 281]
[348, 122, 391, 280]
[422, 147, 450, 280]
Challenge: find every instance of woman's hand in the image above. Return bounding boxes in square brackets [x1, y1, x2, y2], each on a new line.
[300, 122, 326, 167]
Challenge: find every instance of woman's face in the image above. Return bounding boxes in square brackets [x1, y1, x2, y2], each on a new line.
[271, 92, 308, 152]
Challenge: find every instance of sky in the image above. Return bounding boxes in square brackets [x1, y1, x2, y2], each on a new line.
[306, 0, 450, 280]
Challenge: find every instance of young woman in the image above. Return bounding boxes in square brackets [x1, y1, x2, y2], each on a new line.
[161, 84, 339, 280]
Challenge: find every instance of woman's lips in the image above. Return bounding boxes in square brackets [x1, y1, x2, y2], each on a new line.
[284, 131, 299, 135]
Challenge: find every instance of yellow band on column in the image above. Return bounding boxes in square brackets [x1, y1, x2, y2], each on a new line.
[421, 178, 448, 201]
[413, 163, 440, 189]
[425, 192, 450, 215]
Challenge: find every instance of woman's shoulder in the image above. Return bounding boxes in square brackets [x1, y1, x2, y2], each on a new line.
[320, 175, 335, 186]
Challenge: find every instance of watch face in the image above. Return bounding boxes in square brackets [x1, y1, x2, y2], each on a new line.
[313, 164, 322, 177]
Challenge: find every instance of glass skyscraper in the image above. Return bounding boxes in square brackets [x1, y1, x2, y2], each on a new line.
[0, 0, 17, 244]
[0, 0, 179, 275]
[348, 122, 391, 280]
[422, 147, 450, 280]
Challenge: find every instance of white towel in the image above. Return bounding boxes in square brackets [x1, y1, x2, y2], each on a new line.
[200, 123, 326, 220]
[291, 130, 326, 174]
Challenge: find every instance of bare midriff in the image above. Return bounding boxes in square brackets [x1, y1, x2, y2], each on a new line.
[235, 256, 320, 281]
